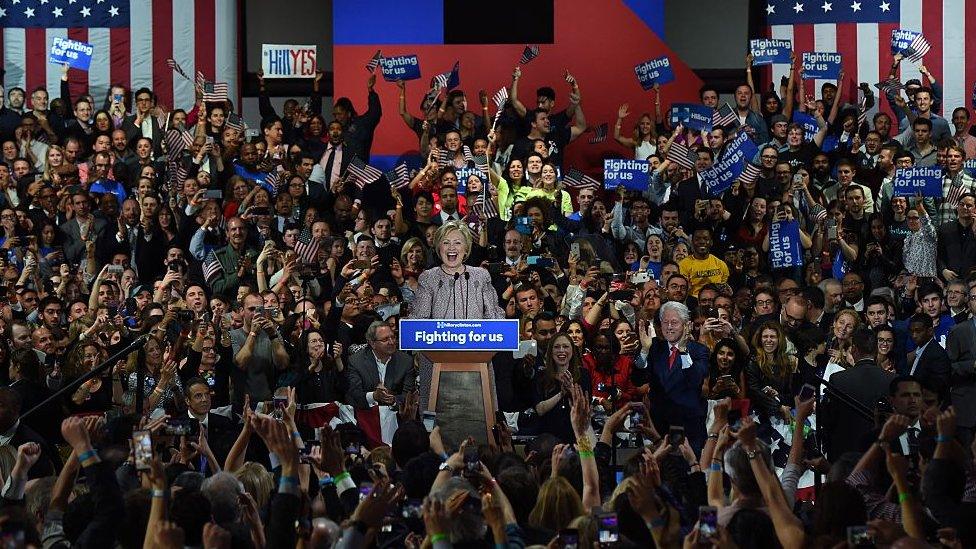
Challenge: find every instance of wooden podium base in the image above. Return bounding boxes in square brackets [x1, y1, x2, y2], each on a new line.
[424, 351, 496, 448]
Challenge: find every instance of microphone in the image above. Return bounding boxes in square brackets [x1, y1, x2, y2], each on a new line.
[452, 272, 461, 319]
[463, 271, 471, 319]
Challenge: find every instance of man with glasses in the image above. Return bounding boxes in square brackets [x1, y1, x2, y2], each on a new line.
[346, 321, 415, 409]
[121, 87, 162, 157]
[946, 285, 976, 446]
[937, 193, 976, 283]
[841, 272, 867, 312]
[945, 281, 970, 323]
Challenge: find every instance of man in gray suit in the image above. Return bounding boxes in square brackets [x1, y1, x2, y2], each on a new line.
[345, 321, 415, 409]
[59, 190, 106, 265]
[947, 285, 976, 446]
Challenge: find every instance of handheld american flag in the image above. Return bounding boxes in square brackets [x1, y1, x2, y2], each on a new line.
[480, 182, 499, 219]
[519, 45, 540, 65]
[472, 155, 491, 175]
[900, 31, 931, 63]
[713, 103, 738, 128]
[384, 164, 410, 189]
[163, 128, 193, 158]
[166, 58, 191, 82]
[665, 141, 698, 171]
[202, 251, 224, 285]
[588, 123, 609, 144]
[562, 168, 601, 190]
[492, 87, 509, 110]
[433, 62, 460, 91]
[202, 81, 229, 103]
[347, 157, 383, 189]
[294, 227, 321, 266]
[738, 163, 762, 187]
[462, 146, 474, 165]
[365, 50, 383, 73]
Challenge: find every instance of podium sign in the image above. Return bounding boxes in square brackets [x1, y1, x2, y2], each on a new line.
[399, 319, 520, 351]
[400, 319, 518, 448]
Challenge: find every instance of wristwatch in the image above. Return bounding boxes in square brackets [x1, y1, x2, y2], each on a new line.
[745, 448, 759, 460]
[438, 462, 455, 474]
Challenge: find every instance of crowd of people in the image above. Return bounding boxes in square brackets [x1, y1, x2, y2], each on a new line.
[0, 43, 976, 547]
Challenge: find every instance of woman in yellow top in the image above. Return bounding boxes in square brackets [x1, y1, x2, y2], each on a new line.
[495, 158, 532, 221]
[524, 162, 573, 217]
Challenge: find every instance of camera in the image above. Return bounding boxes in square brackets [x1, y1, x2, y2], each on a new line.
[176, 310, 195, 322]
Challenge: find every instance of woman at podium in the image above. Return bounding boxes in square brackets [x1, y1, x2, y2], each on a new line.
[409, 221, 505, 411]
[410, 221, 504, 320]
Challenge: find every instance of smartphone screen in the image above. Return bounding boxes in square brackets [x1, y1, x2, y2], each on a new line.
[422, 411, 436, 433]
[597, 513, 619, 544]
[799, 383, 816, 400]
[132, 430, 152, 471]
[669, 426, 685, 447]
[358, 482, 373, 501]
[559, 528, 580, 549]
[699, 506, 718, 539]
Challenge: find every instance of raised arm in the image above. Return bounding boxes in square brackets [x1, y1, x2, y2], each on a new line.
[746, 54, 760, 112]
[570, 384, 601, 510]
[783, 52, 797, 116]
[614, 104, 637, 149]
[395, 80, 417, 129]
[510, 66, 527, 118]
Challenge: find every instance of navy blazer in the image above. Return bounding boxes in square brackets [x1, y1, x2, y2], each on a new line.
[642, 338, 709, 420]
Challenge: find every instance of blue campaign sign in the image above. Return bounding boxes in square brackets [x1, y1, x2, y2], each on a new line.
[751, 39, 792, 66]
[769, 220, 803, 269]
[603, 159, 649, 191]
[455, 167, 486, 196]
[792, 111, 819, 142]
[964, 159, 976, 178]
[634, 56, 674, 90]
[670, 103, 712, 132]
[699, 132, 758, 196]
[399, 319, 520, 352]
[381, 55, 421, 81]
[890, 29, 922, 57]
[49, 37, 93, 71]
[801, 52, 842, 80]
[892, 166, 943, 197]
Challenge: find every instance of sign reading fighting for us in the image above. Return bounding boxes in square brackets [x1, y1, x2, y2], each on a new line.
[399, 319, 520, 352]
[381, 55, 421, 82]
[49, 38, 93, 71]
[801, 52, 842, 80]
[603, 159, 649, 192]
[892, 166, 943, 197]
[261, 44, 317, 78]
[792, 111, 820, 142]
[634, 56, 674, 90]
[699, 132, 758, 196]
[750, 39, 792, 66]
[769, 220, 803, 269]
[890, 29, 923, 57]
[669, 103, 713, 132]
[455, 167, 486, 196]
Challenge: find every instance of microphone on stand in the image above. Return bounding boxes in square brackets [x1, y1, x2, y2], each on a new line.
[451, 272, 461, 319]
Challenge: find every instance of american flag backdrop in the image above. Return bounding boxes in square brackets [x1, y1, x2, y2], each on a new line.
[764, 0, 973, 117]
[1, 0, 239, 113]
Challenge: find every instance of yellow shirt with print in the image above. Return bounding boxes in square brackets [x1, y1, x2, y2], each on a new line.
[678, 255, 730, 297]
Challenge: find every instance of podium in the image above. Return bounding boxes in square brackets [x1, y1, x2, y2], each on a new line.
[400, 319, 519, 448]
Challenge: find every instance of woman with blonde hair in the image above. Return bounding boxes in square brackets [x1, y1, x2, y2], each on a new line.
[392, 237, 427, 304]
[746, 321, 799, 421]
[527, 476, 584, 533]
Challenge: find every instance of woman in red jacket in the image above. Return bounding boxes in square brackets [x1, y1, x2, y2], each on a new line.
[583, 320, 646, 410]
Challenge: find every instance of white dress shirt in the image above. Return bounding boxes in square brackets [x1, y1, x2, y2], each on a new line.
[365, 351, 391, 407]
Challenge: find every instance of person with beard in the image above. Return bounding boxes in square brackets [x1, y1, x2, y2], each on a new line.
[209, 216, 258, 297]
[232, 143, 275, 195]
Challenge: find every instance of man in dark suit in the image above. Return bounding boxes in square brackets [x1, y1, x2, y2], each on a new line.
[183, 378, 239, 465]
[635, 301, 710, 453]
[345, 321, 416, 409]
[821, 328, 895, 461]
[120, 87, 163, 157]
[947, 287, 976, 446]
[59, 190, 107, 265]
[671, 148, 715, 229]
[0, 387, 59, 479]
[907, 313, 951, 398]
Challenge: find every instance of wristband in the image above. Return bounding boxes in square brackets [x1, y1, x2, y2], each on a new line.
[707, 433, 719, 440]
[430, 534, 448, 543]
[898, 492, 910, 503]
[935, 434, 951, 443]
[292, 431, 301, 439]
[334, 471, 351, 482]
[649, 516, 666, 529]
[152, 489, 166, 498]
[77, 449, 97, 463]
[578, 450, 594, 459]
[319, 475, 334, 487]
[710, 463, 722, 472]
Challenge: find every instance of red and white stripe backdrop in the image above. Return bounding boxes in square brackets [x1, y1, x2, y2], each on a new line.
[767, 0, 974, 115]
[1, 0, 239, 112]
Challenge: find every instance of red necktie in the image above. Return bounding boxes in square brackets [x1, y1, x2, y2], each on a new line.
[668, 346, 679, 370]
